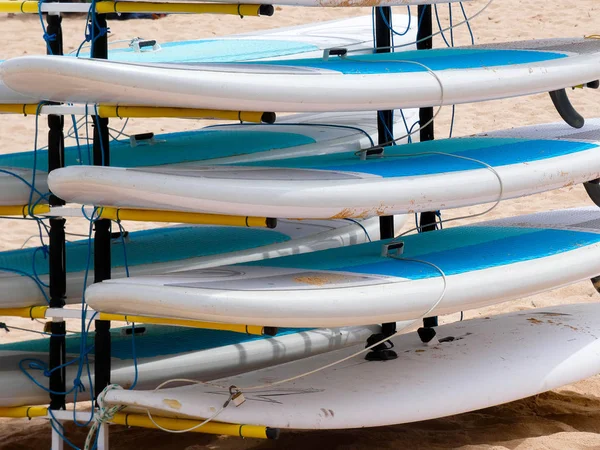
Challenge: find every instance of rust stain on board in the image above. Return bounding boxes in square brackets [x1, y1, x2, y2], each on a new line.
[294, 273, 352, 286]
[163, 399, 182, 410]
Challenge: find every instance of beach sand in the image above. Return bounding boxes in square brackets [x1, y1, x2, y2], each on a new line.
[2, 0, 600, 448]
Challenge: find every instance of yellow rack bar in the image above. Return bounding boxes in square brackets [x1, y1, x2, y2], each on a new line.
[0, 104, 38, 115]
[97, 106, 276, 123]
[0, 406, 48, 418]
[98, 313, 276, 336]
[111, 413, 279, 439]
[0, 1, 274, 16]
[98, 207, 277, 228]
[0, 306, 49, 319]
[0, 104, 276, 124]
[0, 306, 277, 336]
[0, 204, 50, 218]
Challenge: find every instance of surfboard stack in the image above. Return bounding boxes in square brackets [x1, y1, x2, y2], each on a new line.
[2, 0, 600, 443]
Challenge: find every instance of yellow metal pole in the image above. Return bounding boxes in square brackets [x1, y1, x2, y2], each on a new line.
[0, 104, 39, 115]
[98, 313, 275, 336]
[0, 104, 276, 124]
[0, 1, 274, 16]
[97, 106, 275, 123]
[0, 307, 276, 336]
[111, 413, 279, 439]
[97, 207, 276, 228]
[0, 204, 50, 218]
[0, 406, 48, 418]
[0, 306, 48, 319]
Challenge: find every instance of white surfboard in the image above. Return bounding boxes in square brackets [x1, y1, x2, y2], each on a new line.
[1, 321, 390, 407]
[86, 208, 600, 327]
[104, 303, 600, 429]
[0, 14, 415, 106]
[0, 110, 417, 206]
[3, 38, 600, 111]
[0, 215, 405, 308]
[47, 119, 600, 219]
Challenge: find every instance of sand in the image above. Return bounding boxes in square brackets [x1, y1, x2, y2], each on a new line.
[1, 0, 600, 448]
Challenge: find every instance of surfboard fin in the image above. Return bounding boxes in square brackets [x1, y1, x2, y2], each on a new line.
[590, 275, 600, 294]
[549, 89, 585, 129]
[364, 333, 397, 361]
[584, 179, 600, 208]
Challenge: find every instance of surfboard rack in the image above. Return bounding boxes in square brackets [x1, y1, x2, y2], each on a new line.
[0, 1, 275, 17]
[0, 104, 277, 124]
[0, 306, 277, 336]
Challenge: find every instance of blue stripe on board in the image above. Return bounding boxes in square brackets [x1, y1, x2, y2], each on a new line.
[245, 227, 600, 279]
[249, 48, 568, 74]
[239, 138, 598, 177]
[102, 39, 320, 63]
[0, 129, 316, 171]
[0, 226, 289, 277]
[0, 325, 307, 360]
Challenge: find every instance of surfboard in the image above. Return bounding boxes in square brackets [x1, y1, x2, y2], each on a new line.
[0, 216, 400, 309]
[0, 321, 389, 407]
[103, 303, 600, 430]
[95, 14, 414, 63]
[46, 118, 600, 219]
[3, 38, 600, 111]
[0, 109, 416, 206]
[86, 207, 600, 327]
[0, 14, 415, 106]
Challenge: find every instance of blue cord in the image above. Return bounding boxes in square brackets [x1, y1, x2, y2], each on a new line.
[460, 2, 475, 45]
[343, 218, 372, 243]
[377, 110, 396, 145]
[37, 0, 56, 55]
[434, 4, 451, 48]
[129, 323, 139, 390]
[71, 115, 84, 164]
[399, 110, 412, 144]
[48, 411, 81, 450]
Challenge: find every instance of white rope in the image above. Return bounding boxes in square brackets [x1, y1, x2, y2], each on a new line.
[84, 384, 124, 450]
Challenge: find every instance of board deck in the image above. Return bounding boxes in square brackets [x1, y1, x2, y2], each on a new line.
[0, 216, 398, 308]
[104, 303, 600, 429]
[47, 119, 600, 219]
[0, 110, 416, 206]
[97, 15, 413, 63]
[86, 208, 600, 327]
[3, 38, 600, 111]
[0, 321, 389, 407]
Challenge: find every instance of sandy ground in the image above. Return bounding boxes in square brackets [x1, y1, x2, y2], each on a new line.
[2, 0, 600, 448]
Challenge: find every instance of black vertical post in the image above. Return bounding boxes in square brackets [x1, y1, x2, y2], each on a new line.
[46, 10, 67, 413]
[417, 5, 438, 329]
[375, 6, 396, 339]
[417, 4, 434, 144]
[91, 12, 112, 399]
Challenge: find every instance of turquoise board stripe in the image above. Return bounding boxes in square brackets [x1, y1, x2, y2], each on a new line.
[239, 138, 598, 177]
[0, 226, 289, 278]
[101, 39, 319, 63]
[0, 129, 315, 171]
[245, 227, 600, 279]
[248, 48, 568, 74]
[0, 325, 307, 360]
